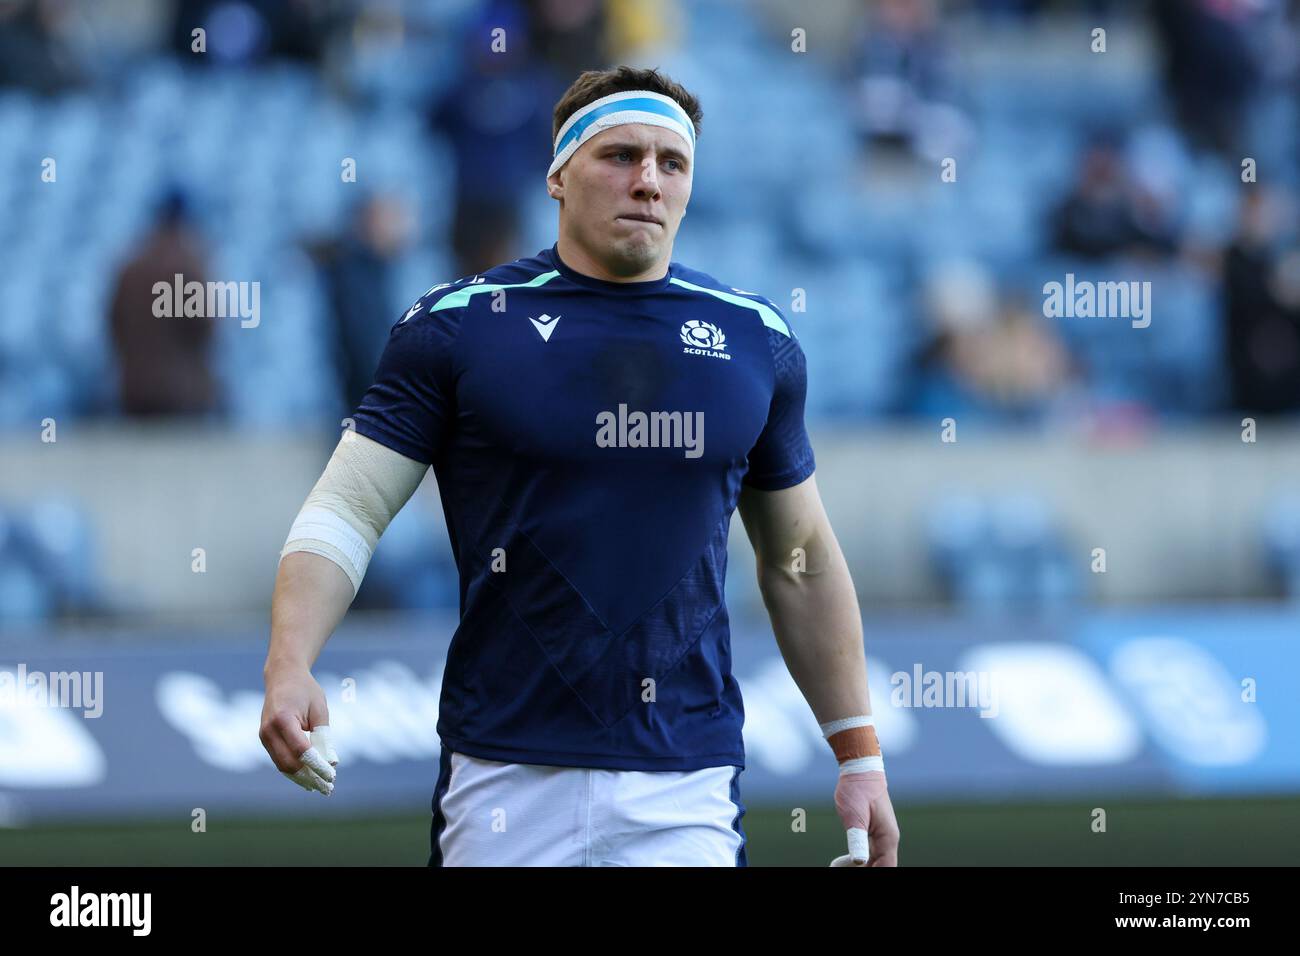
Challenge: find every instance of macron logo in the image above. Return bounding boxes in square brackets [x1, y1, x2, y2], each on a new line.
[529, 313, 561, 342]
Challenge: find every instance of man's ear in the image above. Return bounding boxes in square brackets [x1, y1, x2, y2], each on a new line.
[546, 172, 563, 201]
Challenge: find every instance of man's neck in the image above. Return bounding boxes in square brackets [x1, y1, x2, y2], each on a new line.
[556, 235, 669, 283]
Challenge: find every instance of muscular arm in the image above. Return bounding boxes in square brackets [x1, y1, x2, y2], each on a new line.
[266, 551, 354, 675]
[261, 431, 429, 786]
[739, 473, 899, 865]
[737, 473, 873, 723]
[266, 430, 428, 666]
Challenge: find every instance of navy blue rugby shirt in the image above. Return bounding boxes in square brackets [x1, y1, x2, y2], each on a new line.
[351, 242, 815, 771]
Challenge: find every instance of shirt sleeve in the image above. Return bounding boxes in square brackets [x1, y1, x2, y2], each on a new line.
[349, 306, 459, 465]
[743, 311, 817, 491]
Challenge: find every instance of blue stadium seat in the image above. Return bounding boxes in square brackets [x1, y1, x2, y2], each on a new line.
[926, 490, 1083, 610]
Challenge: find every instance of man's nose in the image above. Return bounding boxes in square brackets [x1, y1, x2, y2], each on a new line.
[633, 159, 661, 197]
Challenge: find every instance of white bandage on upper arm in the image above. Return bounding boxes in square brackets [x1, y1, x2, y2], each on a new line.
[279, 431, 430, 594]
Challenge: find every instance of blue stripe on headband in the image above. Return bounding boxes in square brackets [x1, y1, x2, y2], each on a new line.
[554, 96, 695, 158]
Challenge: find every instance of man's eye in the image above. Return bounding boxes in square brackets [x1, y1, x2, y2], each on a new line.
[666, 159, 681, 171]
[616, 151, 632, 161]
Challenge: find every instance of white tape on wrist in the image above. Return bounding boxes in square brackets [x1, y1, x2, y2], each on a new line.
[839, 755, 885, 775]
[819, 714, 874, 737]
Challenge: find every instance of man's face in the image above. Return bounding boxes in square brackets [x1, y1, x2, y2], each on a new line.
[548, 123, 693, 277]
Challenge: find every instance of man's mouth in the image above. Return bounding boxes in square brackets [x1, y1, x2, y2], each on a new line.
[619, 214, 662, 225]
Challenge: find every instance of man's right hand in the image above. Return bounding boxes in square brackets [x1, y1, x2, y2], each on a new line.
[830, 770, 900, 867]
[260, 666, 338, 795]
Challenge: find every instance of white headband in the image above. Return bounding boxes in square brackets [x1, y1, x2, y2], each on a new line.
[548, 89, 695, 178]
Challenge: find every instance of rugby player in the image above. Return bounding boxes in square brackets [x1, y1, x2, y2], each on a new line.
[260, 65, 900, 867]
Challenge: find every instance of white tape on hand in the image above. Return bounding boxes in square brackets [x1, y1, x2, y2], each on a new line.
[281, 726, 338, 796]
[847, 826, 870, 862]
[829, 829, 872, 866]
[311, 725, 339, 766]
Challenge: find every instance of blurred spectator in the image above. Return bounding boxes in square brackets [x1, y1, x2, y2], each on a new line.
[1050, 132, 1180, 261]
[1149, 0, 1260, 155]
[314, 193, 412, 411]
[1224, 188, 1300, 415]
[844, 0, 972, 164]
[0, 0, 84, 93]
[108, 191, 220, 418]
[909, 260, 1077, 425]
[429, 0, 561, 275]
[167, 0, 340, 65]
[525, 0, 607, 79]
[168, 0, 340, 65]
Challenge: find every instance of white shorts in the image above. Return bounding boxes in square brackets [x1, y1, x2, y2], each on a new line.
[428, 748, 748, 867]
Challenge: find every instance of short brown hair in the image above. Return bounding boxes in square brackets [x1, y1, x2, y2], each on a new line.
[552, 66, 703, 144]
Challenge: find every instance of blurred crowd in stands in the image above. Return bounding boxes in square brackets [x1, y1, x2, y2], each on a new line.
[840, 0, 1299, 423]
[1, 0, 1296, 426]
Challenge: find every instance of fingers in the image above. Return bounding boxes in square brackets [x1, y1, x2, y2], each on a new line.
[830, 771, 899, 867]
[311, 725, 339, 766]
[868, 842, 899, 866]
[260, 711, 310, 773]
[308, 697, 331, 742]
[869, 844, 899, 867]
[282, 758, 334, 796]
[259, 673, 338, 797]
[298, 744, 336, 780]
[279, 741, 337, 796]
[261, 715, 340, 796]
[846, 826, 870, 864]
[867, 795, 901, 867]
[830, 833, 897, 867]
